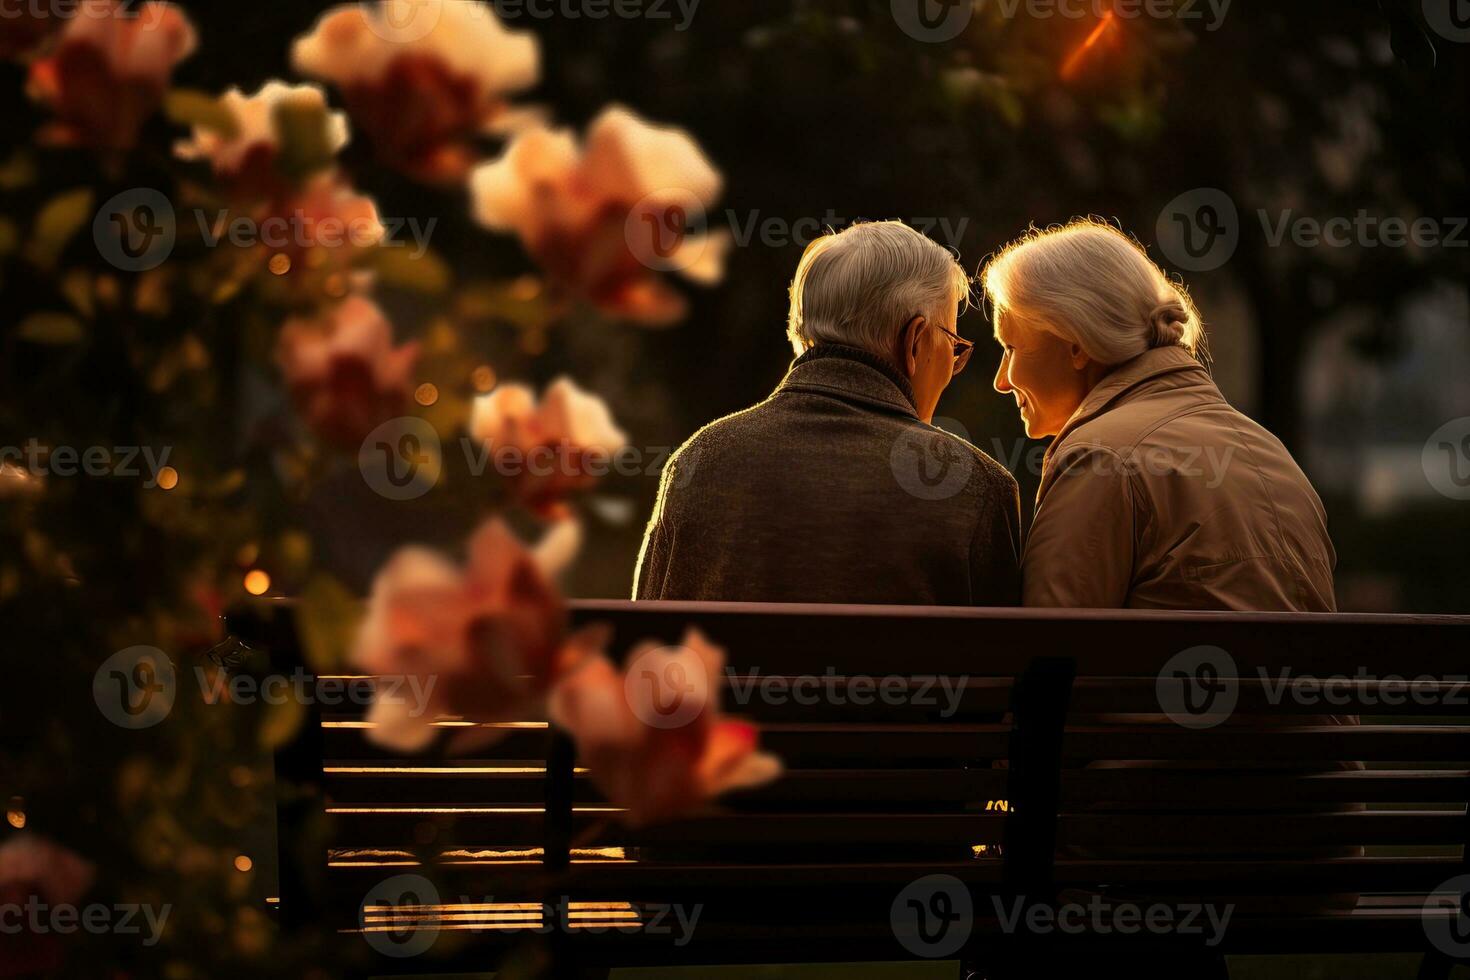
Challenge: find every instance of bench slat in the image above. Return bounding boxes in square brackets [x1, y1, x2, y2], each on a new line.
[319, 723, 1470, 765]
[323, 855, 1463, 897]
[570, 601, 1470, 678]
[320, 767, 1470, 808]
[321, 808, 1463, 850]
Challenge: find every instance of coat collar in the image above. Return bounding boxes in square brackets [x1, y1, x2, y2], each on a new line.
[1045, 346, 1214, 464]
[778, 343, 919, 417]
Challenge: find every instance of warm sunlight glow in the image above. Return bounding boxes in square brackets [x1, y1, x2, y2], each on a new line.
[1060, 12, 1119, 81]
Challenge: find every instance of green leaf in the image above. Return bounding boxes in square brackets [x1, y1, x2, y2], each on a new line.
[294, 573, 362, 674]
[273, 99, 335, 181]
[0, 151, 36, 191]
[18, 311, 84, 344]
[164, 88, 241, 139]
[373, 245, 452, 295]
[27, 188, 95, 269]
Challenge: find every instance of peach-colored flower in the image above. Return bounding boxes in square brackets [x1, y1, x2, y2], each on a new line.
[354, 517, 583, 752]
[0, 834, 95, 977]
[275, 294, 418, 448]
[175, 81, 350, 199]
[27, 1, 196, 151]
[291, 0, 540, 183]
[470, 105, 728, 325]
[548, 628, 783, 827]
[266, 172, 385, 274]
[470, 377, 628, 517]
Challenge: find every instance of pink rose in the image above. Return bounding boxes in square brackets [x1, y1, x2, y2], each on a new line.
[291, 0, 540, 183]
[354, 517, 584, 752]
[470, 105, 729, 325]
[549, 628, 783, 827]
[27, 1, 196, 151]
[0, 834, 95, 978]
[275, 294, 418, 448]
[470, 377, 628, 517]
[260, 173, 385, 286]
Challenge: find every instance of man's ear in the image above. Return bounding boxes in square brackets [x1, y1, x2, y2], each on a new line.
[899, 315, 926, 377]
[1069, 342, 1091, 371]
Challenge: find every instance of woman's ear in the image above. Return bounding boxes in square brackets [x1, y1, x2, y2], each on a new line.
[899, 315, 926, 376]
[1069, 342, 1091, 371]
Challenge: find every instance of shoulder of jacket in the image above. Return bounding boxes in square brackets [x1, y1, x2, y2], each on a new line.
[910, 421, 1020, 493]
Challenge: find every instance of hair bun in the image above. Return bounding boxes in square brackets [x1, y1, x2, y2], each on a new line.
[1148, 300, 1189, 347]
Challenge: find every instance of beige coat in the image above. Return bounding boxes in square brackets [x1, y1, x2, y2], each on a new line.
[1026, 349, 1358, 893]
[1023, 346, 1336, 611]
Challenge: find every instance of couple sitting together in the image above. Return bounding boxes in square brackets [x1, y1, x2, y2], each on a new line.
[633, 217, 1336, 614]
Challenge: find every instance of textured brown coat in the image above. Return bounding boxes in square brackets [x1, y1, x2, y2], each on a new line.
[1024, 346, 1337, 611]
[634, 345, 1023, 606]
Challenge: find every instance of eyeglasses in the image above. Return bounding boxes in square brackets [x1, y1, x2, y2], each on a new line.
[934, 324, 975, 376]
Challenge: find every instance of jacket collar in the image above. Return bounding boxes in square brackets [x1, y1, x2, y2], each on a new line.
[778, 343, 919, 417]
[1046, 346, 1214, 462]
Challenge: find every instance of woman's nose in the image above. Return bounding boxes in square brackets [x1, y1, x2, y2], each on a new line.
[993, 357, 1012, 394]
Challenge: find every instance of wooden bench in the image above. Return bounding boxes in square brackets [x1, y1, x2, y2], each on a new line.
[255, 600, 1470, 978]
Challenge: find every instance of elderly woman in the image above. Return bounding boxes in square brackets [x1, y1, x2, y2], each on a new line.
[980, 221, 1359, 934]
[983, 218, 1336, 611]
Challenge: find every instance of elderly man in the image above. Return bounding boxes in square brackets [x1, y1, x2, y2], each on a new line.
[634, 220, 1021, 605]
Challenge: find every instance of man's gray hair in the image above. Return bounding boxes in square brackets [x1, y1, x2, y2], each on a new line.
[786, 220, 972, 358]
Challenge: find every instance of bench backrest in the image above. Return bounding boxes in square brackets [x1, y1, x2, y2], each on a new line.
[268, 601, 1470, 969]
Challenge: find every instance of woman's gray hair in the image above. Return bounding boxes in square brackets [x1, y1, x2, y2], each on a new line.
[981, 218, 1207, 366]
[786, 220, 973, 358]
